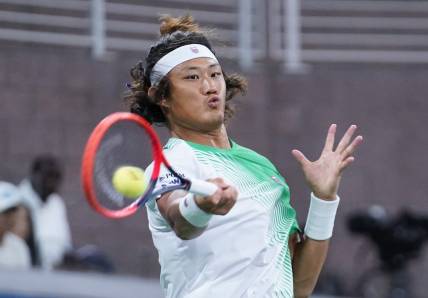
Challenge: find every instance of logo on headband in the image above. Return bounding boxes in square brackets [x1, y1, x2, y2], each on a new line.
[190, 46, 199, 54]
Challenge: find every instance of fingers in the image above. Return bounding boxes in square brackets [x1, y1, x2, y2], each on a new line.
[322, 124, 337, 153]
[198, 178, 238, 215]
[339, 156, 355, 173]
[291, 149, 309, 167]
[341, 135, 364, 159]
[336, 125, 357, 153]
[207, 177, 228, 189]
[213, 185, 238, 215]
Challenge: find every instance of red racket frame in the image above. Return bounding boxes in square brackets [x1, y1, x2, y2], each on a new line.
[81, 112, 165, 218]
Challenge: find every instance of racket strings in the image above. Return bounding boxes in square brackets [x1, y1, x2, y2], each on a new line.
[95, 133, 125, 207]
[93, 120, 154, 210]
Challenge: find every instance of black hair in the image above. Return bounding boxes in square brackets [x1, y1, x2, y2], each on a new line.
[124, 15, 247, 125]
[31, 154, 62, 178]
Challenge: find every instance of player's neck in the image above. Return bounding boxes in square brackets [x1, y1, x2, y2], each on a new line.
[171, 125, 231, 149]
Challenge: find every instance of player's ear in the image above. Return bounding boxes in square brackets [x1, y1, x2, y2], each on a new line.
[159, 98, 170, 109]
[148, 86, 157, 98]
[159, 99, 170, 118]
[148, 86, 170, 109]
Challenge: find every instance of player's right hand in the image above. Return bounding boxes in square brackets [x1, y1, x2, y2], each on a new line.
[194, 178, 238, 215]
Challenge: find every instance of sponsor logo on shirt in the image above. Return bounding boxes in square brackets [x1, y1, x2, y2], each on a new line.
[271, 176, 287, 187]
[159, 172, 185, 189]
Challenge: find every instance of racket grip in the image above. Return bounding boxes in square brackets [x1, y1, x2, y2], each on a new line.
[189, 179, 218, 196]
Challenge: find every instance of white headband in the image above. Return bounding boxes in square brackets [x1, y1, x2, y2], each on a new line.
[150, 44, 218, 86]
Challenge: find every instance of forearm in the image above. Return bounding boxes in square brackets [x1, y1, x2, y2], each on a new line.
[157, 179, 237, 240]
[292, 194, 340, 297]
[160, 190, 206, 240]
[166, 195, 206, 240]
[290, 123, 362, 297]
[292, 237, 329, 298]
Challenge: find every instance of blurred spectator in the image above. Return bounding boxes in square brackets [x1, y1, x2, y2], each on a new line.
[8, 201, 39, 266]
[19, 155, 72, 270]
[0, 181, 31, 269]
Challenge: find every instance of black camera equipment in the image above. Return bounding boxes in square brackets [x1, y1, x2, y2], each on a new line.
[348, 206, 428, 271]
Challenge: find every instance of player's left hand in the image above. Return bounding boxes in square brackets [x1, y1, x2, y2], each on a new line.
[292, 124, 363, 201]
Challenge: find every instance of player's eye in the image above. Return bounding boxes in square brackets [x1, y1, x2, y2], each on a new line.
[211, 72, 222, 78]
[185, 74, 199, 80]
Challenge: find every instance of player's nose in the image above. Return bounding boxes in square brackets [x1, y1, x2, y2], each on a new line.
[201, 77, 218, 95]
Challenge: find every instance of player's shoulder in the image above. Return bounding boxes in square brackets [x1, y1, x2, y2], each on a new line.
[163, 137, 193, 152]
[162, 138, 196, 159]
[162, 137, 182, 150]
[145, 138, 199, 177]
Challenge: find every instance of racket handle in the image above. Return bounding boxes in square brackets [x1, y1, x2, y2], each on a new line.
[189, 179, 218, 196]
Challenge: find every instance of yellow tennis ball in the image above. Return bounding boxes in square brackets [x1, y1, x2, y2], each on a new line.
[112, 166, 147, 199]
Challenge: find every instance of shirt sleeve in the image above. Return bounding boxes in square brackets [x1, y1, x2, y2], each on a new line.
[145, 141, 202, 232]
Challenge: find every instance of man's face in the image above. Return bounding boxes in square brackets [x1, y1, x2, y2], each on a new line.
[31, 165, 62, 201]
[163, 57, 227, 133]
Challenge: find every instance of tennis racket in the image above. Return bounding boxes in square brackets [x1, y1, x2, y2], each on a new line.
[81, 112, 218, 219]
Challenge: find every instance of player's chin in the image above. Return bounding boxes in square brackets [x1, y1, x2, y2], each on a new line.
[209, 111, 225, 125]
[199, 114, 225, 131]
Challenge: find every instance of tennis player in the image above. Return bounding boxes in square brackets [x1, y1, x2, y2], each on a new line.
[125, 15, 363, 298]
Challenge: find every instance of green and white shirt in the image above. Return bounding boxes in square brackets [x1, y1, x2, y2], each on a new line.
[146, 138, 299, 298]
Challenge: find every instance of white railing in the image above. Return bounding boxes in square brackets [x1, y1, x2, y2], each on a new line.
[91, 0, 105, 58]
[269, 0, 305, 71]
[1, 0, 428, 69]
[0, 0, 262, 68]
[0, 0, 91, 47]
[284, 0, 303, 71]
[273, 0, 428, 70]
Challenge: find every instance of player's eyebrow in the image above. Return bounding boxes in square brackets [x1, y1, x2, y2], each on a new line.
[184, 63, 220, 71]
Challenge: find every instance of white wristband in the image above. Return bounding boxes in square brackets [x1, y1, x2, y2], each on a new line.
[178, 193, 212, 228]
[304, 193, 340, 241]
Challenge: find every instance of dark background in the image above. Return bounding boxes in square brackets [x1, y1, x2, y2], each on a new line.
[1, 40, 427, 295]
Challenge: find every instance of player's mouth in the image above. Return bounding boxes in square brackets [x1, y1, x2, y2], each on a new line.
[207, 96, 220, 108]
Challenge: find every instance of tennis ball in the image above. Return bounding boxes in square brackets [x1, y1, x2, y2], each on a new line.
[112, 166, 147, 199]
